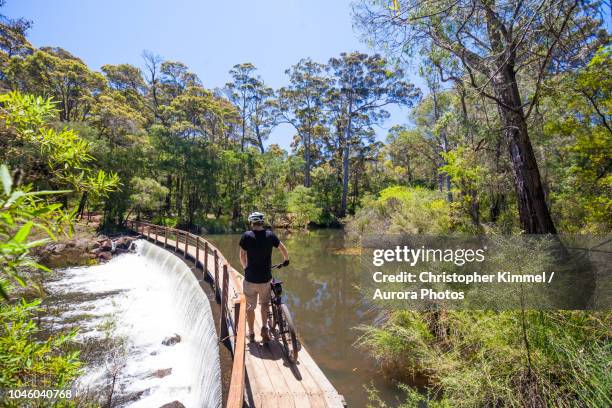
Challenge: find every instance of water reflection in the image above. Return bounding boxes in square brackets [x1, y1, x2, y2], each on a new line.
[205, 229, 401, 407]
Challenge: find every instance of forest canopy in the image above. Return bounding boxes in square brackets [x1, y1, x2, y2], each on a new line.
[0, 1, 609, 234]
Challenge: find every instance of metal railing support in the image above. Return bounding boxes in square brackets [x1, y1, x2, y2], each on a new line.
[195, 236, 200, 268]
[214, 250, 219, 300]
[184, 233, 189, 259]
[220, 264, 229, 341]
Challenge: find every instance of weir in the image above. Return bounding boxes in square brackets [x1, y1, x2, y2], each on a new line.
[129, 221, 346, 408]
[46, 239, 222, 408]
[136, 240, 222, 407]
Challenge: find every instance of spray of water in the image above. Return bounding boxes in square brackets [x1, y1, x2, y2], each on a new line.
[45, 239, 221, 408]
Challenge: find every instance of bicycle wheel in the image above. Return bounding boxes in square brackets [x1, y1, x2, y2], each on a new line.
[279, 304, 299, 363]
[269, 303, 281, 340]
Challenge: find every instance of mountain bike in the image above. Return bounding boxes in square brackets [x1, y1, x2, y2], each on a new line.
[267, 262, 300, 364]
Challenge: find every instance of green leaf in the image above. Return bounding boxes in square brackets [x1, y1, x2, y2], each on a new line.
[12, 222, 33, 244]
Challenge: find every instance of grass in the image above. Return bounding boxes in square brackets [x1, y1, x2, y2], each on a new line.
[359, 310, 611, 408]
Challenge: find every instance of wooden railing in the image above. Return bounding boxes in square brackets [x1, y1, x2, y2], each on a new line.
[127, 221, 246, 408]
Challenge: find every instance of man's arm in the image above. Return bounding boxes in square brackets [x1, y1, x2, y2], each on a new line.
[278, 242, 290, 265]
[239, 247, 247, 269]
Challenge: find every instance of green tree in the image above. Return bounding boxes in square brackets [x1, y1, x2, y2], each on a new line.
[354, 0, 606, 233]
[326, 52, 420, 216]
[5, 47, 106, 121]
[277, 59, 331, 187]
[287, 185, 322, 228]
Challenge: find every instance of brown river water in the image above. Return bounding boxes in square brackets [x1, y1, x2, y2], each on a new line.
[205, 229, 403, 407]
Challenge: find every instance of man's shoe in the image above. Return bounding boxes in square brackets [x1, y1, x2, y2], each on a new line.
[248, 332, 256, 343]
[261, 326, 270, 343]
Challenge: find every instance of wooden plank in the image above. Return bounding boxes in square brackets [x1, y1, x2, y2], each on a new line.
[266, 340, 311, 408]
[246, 342, 280, 408]
[251, 303, 303, 407]
[227, 297, 247, 408]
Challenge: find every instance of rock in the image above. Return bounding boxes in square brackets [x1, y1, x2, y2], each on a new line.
[151, 368, 172, 378]
[159, 402, 185, 408]
[49, 243, 67, 253]
[97, 251, 112, 261]
[161, 333, 181, 346]
[100, 239, 113, 252]
[92, 241, 101, 250]
[115, 236, 136, 250]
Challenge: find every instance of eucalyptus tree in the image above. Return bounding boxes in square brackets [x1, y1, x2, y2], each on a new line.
[101, 63, 148, 115]
[354, 0, 607, 233]
[250, 79, 275, 153]
[0, 0, 32, 65]
[226, 63, 254, 151]
[5, 47, 106, 122]
[277, 58, 331, 187]
[326, 52, 420, 216]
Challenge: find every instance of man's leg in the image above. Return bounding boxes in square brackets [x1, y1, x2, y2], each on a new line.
[258, 281, 272, 342]
[247, 309, 255, 335]
[243, 280, 257, 342]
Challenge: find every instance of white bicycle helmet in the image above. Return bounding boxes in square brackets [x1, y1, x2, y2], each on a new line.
[247, 211, 265, 223]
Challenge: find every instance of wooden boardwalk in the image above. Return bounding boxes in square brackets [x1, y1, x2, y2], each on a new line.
[133, 222, 346, 408]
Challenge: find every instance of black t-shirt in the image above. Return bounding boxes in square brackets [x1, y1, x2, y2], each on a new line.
[239, 229, 280, 283]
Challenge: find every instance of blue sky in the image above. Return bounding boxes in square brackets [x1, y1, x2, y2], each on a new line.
[4, 0, 417, 150]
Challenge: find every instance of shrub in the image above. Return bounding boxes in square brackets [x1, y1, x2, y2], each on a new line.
[287, 186, 323, 229]
[347, 186, 456, 236]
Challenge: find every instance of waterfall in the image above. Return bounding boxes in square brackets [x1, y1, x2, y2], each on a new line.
[44, 239, 221, 408]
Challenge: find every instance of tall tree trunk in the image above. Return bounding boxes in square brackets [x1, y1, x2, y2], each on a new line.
[254, 124, 265, 154]
[492, 67, 557, 234]
[340, 100, 353, 217]
[76, 191, 88, 219]
[446, 174, 453, 202]
[304, 131, 311, 187]
[165, 174, 172, 214]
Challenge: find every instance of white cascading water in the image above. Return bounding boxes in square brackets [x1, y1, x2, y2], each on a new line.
[44, 239, 221, 408]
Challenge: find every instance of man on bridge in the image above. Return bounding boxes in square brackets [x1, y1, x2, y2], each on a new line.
[239, 212, 290, 343]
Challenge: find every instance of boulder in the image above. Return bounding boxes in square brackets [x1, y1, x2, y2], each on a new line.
[100, 239, 113, 252]
[159, 402, 185, 408]
[115, 236, 136, 250]
[161, 333, 181, 346]
[97, 251, 112, 261]
[151, 368, 172, 378]
[48, 243, 67, 254]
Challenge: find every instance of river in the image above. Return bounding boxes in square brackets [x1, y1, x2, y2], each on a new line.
[205, 229, 402, 407]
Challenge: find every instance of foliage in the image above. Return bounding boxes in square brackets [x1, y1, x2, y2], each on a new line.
[0, 298, 81, 396]
[0, 164, 72, 298]
[347, 186, 456, 236]
[287, 186, 322, 228]
[360, 310, 611, 408]
[0, 91, 119, 196]
[129, 176, 169, 216]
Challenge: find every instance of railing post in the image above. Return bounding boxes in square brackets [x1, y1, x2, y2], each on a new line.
[227, 296, 246, 408]
[214, 250, 219, 300]
[154, 226, 158, 243]
[174, 230, 179, 252]
[164, 227, 168, 248]
[195, 236, 200, 269]
[184, 233, 189, 259]
[234, 299, 241, 343]
[204, 242, 209, 276]
[220, 264, 229, 341]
